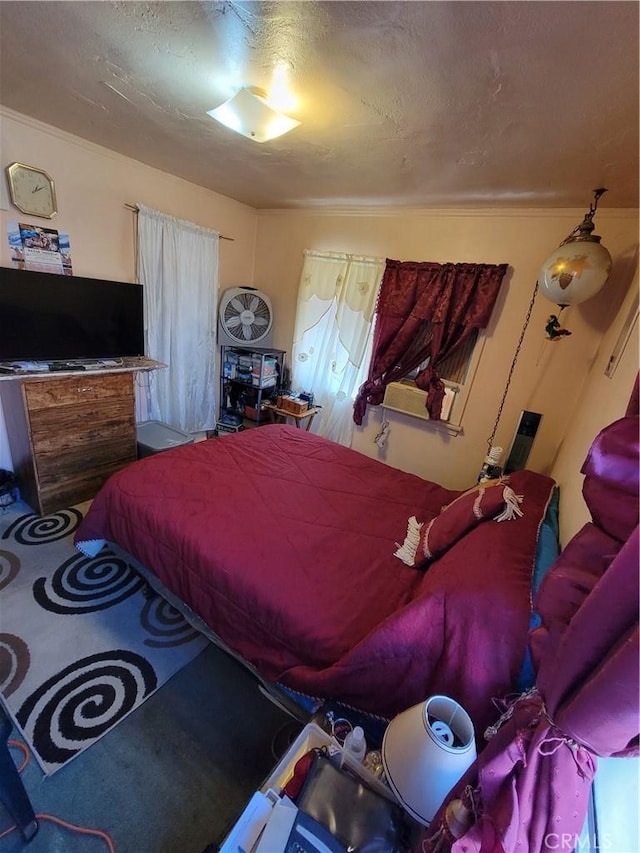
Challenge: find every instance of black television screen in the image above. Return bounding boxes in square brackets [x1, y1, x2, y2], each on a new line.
[0, 267, 145, 363]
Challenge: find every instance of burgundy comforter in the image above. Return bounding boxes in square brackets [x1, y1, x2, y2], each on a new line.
[75, 425, 555, 732]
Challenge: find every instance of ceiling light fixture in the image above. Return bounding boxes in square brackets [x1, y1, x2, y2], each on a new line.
[478, 188, 614, 482]
[207, 86, 300, 143]
[538, 187, 612, 308]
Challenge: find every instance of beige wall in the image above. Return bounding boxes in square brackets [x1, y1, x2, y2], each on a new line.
[550, 263, 639, 545]
[1, 107, 637, 530]
[0, 108, 258, 282]
[0, 108, 259, 469]
[255, 209, 639, 492]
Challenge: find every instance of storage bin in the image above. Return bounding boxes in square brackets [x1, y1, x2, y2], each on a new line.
[277, 395, 309, 415]
[261, 722, 394, 801]
[136, 420, 194, 458]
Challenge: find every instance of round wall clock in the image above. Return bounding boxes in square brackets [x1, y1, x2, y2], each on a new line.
[6, 162, 58, 219]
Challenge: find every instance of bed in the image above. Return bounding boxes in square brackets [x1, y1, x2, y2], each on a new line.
[74, 424, 556, 735]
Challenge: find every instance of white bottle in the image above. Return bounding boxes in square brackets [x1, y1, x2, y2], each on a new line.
[342, 725, 367, 764]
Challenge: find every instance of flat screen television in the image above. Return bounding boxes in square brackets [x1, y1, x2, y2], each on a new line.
[0, 267, 145, 363]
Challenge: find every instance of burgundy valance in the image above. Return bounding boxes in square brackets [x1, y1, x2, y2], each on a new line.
[353, 260, 508, 424]
[376, 260, 507, 326]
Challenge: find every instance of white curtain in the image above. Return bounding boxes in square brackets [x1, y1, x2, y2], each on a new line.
[137, 205, 219, 433]
[292, 250, 385, 446]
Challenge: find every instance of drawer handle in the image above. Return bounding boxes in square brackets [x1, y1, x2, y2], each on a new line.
[77, 387, 94, 393]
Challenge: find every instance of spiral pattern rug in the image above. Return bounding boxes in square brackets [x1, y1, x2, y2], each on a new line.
[0, 501, 208, 775]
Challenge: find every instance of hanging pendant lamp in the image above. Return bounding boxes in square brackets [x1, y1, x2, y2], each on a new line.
[478, 189, 613, 481]
[538, 188, 612, 308]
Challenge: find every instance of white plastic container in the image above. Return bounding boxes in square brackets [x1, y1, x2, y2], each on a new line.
[261, 722, 394, 803]
[342, 725, 367, 763]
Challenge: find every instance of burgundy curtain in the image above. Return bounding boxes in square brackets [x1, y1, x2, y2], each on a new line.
[437, 530, 639, 853]
[353, 260, 508, 424]
[424, 414, 640, 853]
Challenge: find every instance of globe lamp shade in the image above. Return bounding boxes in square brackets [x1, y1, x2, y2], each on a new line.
[538, 238, 612, 308]
[381, 695, 477, 826]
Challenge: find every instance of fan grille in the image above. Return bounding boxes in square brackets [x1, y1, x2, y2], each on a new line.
[221, 290, 272, 343]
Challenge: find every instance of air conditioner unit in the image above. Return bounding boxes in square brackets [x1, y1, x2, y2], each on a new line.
[382, 381, 456, 422]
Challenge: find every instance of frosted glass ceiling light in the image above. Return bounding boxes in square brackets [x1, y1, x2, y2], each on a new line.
[207, 86, 300, 143]
[538, 188, 612, 308]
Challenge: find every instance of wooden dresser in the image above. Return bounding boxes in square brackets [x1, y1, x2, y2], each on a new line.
[0, 372, 137, 515]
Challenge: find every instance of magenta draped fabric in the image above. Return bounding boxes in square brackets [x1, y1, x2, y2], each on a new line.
[446, 530, 638, 853]
[353, 260, 508, 424]
[423, 414, 639, 853]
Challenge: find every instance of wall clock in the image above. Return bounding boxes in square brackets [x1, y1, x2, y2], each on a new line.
[6, 162, 57, 219]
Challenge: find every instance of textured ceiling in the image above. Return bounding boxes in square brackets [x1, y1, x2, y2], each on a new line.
[0, 1, 638, 210]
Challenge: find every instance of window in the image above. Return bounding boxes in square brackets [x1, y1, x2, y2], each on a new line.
[406, 327, 478, 386]
[353, 260, 508, 429]
[292, 250, 385, 446]
[578, 757, 640, 853]
[383, 327, 485, 430]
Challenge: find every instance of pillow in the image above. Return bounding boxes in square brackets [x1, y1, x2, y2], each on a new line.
[394, 479, 524, 568]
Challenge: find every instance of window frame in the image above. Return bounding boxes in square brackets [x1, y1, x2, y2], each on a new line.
[383, 329, 487, 433]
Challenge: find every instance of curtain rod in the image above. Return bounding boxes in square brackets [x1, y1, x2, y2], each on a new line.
[124, 203, 234, 241]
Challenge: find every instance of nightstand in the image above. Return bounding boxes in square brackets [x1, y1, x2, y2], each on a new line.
[262, 403, 322, 431]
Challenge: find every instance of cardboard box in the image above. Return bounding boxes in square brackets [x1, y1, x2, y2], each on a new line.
[214, 421, 244, 435]
[278, 395, 308, 415]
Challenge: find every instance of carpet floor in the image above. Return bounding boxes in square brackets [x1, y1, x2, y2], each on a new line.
[0, 629, 303, 852]
[0, 503, 208, 775]
[0, 501, 304, 852]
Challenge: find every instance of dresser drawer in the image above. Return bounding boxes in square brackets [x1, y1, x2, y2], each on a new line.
[35, 436, 136, 490]
[23, 373, 133, 411]
[2, 370, 141, 516]
[28, 401, 134, 454]
[37, 456, 136, 516]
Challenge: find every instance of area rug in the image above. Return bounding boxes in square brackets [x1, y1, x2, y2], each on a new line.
[0, 501, 208, 775]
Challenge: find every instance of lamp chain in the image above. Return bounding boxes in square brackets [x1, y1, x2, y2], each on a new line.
[559, 187, 607, 246]
[486, 281, 539, 449]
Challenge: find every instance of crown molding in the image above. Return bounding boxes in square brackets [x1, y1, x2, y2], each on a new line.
[1, 105, 144, 166]
[3, 106, 638, 221]
[0, 105, 253, 214]
[257, 205, 639, 220]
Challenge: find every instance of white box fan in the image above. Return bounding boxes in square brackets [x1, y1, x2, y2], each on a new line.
[218, 287, 273, 347]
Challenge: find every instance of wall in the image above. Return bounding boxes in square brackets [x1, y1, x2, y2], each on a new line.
[550, 262, 639, 545]
[0, 107, 259, 470]
[2, 108, 637, 508]
[255, 208, 639, 490]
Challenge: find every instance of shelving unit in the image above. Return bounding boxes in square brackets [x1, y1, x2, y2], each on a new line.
[219, 345, 286, 429]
